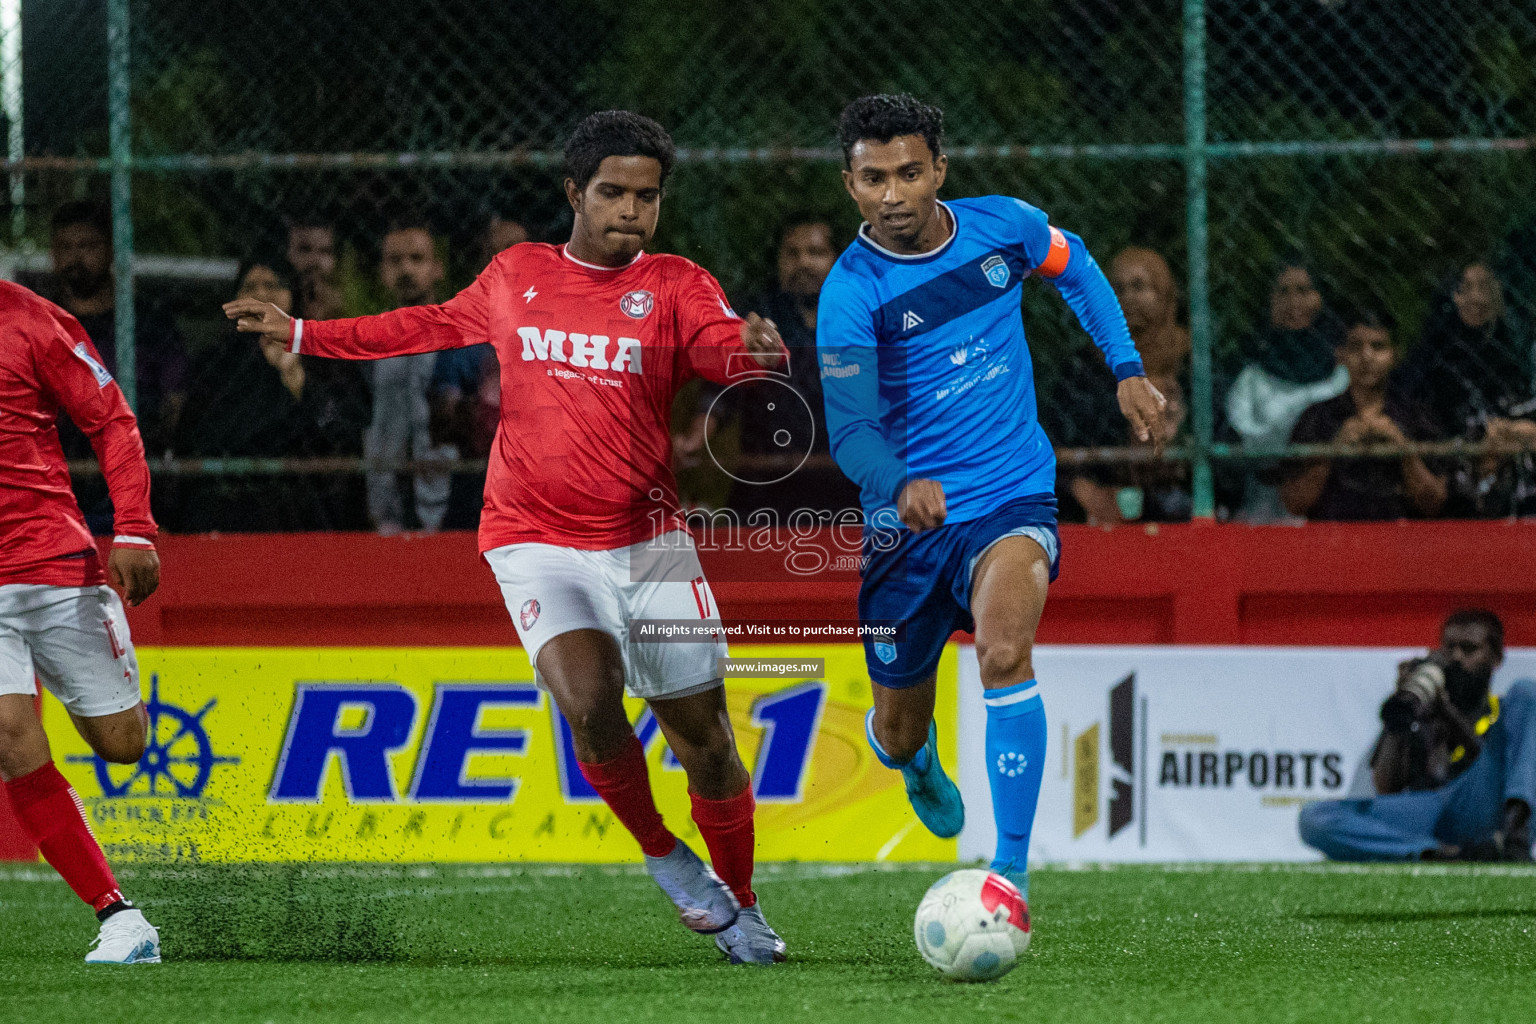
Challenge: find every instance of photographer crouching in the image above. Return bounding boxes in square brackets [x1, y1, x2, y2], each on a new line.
[1300, 609, 1535, 861]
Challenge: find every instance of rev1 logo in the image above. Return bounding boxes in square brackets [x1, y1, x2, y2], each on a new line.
[269, 681, 827, 804]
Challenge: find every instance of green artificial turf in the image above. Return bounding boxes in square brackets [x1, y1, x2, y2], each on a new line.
[3, 861, 1535, 1023]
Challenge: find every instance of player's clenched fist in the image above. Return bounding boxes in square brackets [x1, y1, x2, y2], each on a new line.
[1118, 376, 1169, 456]
[108, 547, 160, 607]
[897, 478, 948, 532]
[740, 312, 787, 370]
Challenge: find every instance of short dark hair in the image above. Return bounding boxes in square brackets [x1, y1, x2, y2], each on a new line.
[778, 212, 835, 248]
[1444, 608, 1504, 658]
[1339, 303, 1396, 338]
[51, 200, 111, 240]
[564, 111, 676, 191]
[383, 213, 434, 239]
[285, 212, 333, 233]
[837, 93, 944, 167]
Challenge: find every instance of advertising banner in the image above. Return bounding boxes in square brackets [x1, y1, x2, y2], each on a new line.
[45, 645, 959, 863]
[957, 646, 1536, 863]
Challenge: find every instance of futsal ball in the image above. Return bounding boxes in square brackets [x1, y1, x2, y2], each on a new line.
[913, 869, 1031, 981]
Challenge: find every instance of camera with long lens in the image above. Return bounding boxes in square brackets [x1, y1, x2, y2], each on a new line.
[1380, 654, 1447, 734]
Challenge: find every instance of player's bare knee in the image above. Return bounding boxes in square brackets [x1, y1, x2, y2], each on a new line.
[93, 733, 146, 765]
[681, 730, 741, 781]
[0, 704, 43, 750]
[562, 698, 631, 762]
[976, 637, 1034, 689]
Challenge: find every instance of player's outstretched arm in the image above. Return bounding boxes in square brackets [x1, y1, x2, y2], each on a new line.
[222, 261, 498, 362]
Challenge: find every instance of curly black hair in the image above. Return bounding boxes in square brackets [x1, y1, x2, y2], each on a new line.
[837, 93, 944, 167]
[564, 111, 677, 190]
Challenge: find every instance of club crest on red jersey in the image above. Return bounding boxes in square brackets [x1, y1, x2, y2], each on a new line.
[520, 598, 541, 630]
[620, 290, 654, 319]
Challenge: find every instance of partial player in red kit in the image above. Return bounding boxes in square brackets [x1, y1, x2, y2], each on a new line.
[225, 112, 789, 964]
[0, 280, 162, 963]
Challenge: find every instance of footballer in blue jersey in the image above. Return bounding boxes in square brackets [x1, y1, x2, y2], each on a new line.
[817, 95, 1167, 895]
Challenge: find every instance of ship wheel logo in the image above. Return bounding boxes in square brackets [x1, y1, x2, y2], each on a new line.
[67, 673, 239, 798]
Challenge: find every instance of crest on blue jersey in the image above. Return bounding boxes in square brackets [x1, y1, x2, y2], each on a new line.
[981, 255, 1010, 289]
[873, 641, 898, 665]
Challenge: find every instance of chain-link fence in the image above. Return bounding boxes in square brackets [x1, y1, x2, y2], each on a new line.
[4, 0, 1534, 531]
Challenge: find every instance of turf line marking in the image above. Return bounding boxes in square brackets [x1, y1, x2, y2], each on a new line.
[876, 821, 920, 862]
[6, 860, 1535, 884]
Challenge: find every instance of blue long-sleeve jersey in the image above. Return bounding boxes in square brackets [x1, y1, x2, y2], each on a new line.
[817, 195, 1144, 525]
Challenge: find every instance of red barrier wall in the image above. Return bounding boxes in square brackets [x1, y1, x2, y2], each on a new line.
[5, 520, 1534, 859]
[116, 521, 1536, 647]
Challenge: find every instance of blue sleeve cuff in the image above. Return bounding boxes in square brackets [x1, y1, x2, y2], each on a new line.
[1112, 360, 1145, 382]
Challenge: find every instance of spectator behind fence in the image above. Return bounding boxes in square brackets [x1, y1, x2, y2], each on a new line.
[1226, 261, 1349, 522]
[1299, 609, 1534, 862]
[673, 216, 861, 519]
[49, 201, 188, 534]
[363, 218, 456, 535]
[49, 203, 189, 459]
[175, 257, 368, 532]
[477, 213, 529, 269]
[286, 214, 347, 321]
[1054, 247, 1202, 524]
[427, 214, 527, 529]
[1398, 262, 1536, 518]
[1281, 307, 1446, 520]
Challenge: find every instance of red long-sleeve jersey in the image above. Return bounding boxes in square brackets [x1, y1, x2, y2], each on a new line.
[0, 281, 157, 587]
[292, 243, 783, 551]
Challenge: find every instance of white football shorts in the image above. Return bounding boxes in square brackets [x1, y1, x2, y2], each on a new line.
[485, 530, 728, 701]
[0, 584, 143, 717]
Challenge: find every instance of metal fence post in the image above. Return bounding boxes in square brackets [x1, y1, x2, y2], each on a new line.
[107, 0, 135, 411]
[1183, 0, 1214, 519]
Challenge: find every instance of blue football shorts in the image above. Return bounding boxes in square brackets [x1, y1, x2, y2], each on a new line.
[857, 493, 1060, 689]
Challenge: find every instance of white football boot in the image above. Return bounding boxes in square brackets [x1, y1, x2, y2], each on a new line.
[643, 841, 740, 933]
[715, 903, 787, 965]
[84, 908, 161, 964]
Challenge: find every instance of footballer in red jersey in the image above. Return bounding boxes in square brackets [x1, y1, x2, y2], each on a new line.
[0, 280, 162, 963]
[225, 111, 788, 964]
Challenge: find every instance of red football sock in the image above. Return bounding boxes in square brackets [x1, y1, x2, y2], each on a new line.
[578, 734, 677, 859]
[690, 785, 757, 909]
[5, 763, 124, 912]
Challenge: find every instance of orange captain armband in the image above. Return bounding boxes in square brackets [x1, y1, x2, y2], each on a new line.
[1036, 226, 1071, 279]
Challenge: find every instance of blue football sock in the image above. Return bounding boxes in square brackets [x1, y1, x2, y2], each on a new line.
[984, 679, 1047, 880]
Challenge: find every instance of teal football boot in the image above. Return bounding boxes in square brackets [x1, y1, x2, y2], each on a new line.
[866, 710, 964, 839]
